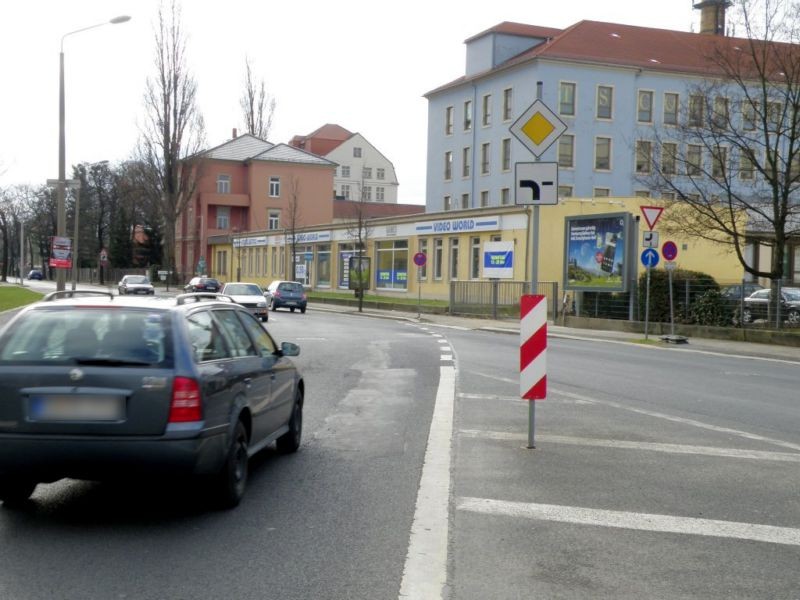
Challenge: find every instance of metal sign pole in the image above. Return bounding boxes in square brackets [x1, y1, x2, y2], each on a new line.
[668, 267, 675, 337]
[644, 266, 651, 340]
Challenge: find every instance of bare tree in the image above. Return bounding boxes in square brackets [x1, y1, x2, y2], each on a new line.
[139, 0, 206, 281]
[284, 176, 303, 280]
[342, 180, 375, 312]
[645, 0, 800, 304]
[240, 56, 276, 140]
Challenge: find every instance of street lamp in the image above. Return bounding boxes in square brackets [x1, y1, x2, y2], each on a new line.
[55, 14, 131, 291]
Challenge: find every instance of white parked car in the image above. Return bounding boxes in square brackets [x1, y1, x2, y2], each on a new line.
[221, 282, 269, 322]
[118, 275, 155, 295]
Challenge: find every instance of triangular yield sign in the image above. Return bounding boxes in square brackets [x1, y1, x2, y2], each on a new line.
[640, 206, 664, 230]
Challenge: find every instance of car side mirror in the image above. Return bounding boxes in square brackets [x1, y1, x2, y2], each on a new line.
[280, 341, 300, 357]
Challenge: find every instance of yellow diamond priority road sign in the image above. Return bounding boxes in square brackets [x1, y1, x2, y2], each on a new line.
[510, 99, 567, 159]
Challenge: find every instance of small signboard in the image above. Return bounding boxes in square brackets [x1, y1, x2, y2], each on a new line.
[643, 231, 659, 248]
[640, 206, 664, 230]
[510, 99, 567, 158]
[515, 162, 558, 205]
[641, 248, 660, 268]
[662, 240, 678, 261]
[413, 252, 427, 267]
[483, 241, 514, 279]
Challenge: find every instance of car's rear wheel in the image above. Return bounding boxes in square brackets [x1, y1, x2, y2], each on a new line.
[214, 420, 249, 509]
[787, 310, 800, 325]
[276, 392, 303, 454]
[271, 301, 277, 311]
[261, 315, 268, 322]
[0, 478, 37, 507]
[290, 307, 295, 313]
[742, 308, 753, 324]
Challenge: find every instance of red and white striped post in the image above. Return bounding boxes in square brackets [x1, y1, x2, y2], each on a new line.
[520, 295, 547, 448]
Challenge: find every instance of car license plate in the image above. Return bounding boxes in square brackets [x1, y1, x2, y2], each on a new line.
[29, 395, 125, 422]
[285, 301, 297, 306]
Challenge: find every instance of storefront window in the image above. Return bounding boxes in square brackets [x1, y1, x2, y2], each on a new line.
[317, 244, 331, 287]
[338, 244, 357, 289]
[376, 240, 408, 290]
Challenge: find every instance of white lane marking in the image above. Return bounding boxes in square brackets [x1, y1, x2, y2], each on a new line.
[296, 337, 327, 341]
[474, 371, 517, 384]
[437, 339, 447, 344]
[459, 430, 800, 462]
[551, 388, 800, 453]
[399, 365, 456, 599]
[440, 355, 453, 361]
[457, 497, 800, 547]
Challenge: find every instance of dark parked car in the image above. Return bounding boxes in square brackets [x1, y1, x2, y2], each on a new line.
[0, 290, 304, 509]
[741, 287, 800, 325]
[720, 282, 764, 301]
[26, 269, 43, 281]
[265, 280, 307, 313]
[118, 274, 155, 295]
[184, 277, 222, 293]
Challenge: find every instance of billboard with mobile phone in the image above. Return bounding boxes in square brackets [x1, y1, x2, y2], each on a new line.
[563, 213, 631, 292]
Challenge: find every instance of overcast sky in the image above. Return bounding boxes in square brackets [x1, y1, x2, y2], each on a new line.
[0, 1, 704, 204]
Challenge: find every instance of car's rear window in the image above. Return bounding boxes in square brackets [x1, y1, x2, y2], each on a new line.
[224, 284, 261, 295]
[278, 282, 303, 293]
[0, 308, 173, 367]
[127, 276, 150, 284]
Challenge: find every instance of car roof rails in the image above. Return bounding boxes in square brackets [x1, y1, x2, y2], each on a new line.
[42, 290, 115, 302]
[175, 292, 235, 305]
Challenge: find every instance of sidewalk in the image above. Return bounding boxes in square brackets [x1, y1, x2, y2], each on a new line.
[309, 302, 800, 363]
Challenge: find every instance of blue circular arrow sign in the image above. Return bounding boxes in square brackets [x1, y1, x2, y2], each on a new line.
[641, 248, 660, 268]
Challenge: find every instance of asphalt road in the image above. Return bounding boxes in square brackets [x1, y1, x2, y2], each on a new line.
[1, 292, 799, 599]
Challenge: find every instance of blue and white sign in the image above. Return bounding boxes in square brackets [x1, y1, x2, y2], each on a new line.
[415, 215, 500, 235]
[641, 248, 660, 268]
[287, 231, 332, 244]
[483, 241, 514, 279]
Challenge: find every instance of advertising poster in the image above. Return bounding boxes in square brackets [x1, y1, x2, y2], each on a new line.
[49, 236, 73, 269]
[348, 256, 371, 290]
[564, 213, 629, 292]
[482, 241, 514, 279]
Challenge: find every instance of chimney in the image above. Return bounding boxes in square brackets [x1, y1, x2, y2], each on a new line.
[693, 0, 732, 36]
[232, 128, 238, 139]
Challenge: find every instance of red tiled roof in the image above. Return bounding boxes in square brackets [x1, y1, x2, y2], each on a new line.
[289, 124, 354, 155]
[427, 20, 799, 96]
[333, 201, 425, 220]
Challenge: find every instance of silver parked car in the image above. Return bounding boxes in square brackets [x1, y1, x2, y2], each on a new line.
[221, 282, 269, 322]
[0, 290, 304, 509]
[118, 274, 155, 295]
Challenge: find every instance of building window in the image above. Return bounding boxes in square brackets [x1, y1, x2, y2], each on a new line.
[743, 101, 757, 131]
[596, 85, 613, 119]
[376, 168, 385, 180]
[635, 190, 651, 198]
[664, 92, 679, 125]
[449, 238, 459, 280]
[662, 142, 677, 175]
[443, 195, 452, 211]
[362, 167, 372, 179]
[464, 99, 473, 131]
[269, 176, 280, 197]
[434, 238, 443, 280]
[376, 187, 385, 201]
[712, 146, 728, 178]
[480, 142, 490, 175]
[363, 186, 372, 201]
[503, 88, 513, 121]
[661, 192, 676, 200]
[268, 210, 280, 230]
[501, 138, 511, 171]
[461, 193, 470, 209]
[418, 239, 428, 280]
[342, 165, 350, 178]
[462, 147, 471, 177]
[353, 147, 362, 157]
[341, 184, 351, 200]
[470, 236, 481, 279]
[767, 101, 782, 130]
[593, 188, 610, 197]
[316, 244, 331, 287]
[216, 206, 230, 229]
[480, 190, 489, 207]
[558, 134, 574, 168]
[637, 90, 653, 123]
[635, 140, 652, 173]
[687, 144, 702, 176]
[558, 185, 573, 197]
[595, 137, 611, 170]
[500, 188, 510, 205]
[217, 174, 230, 194]
[713, 96, 729, 129]
[482, 94, 492, 126]
[216, 250, 228, 275]
[444, 151, 453, 180]
[445, 106, 454, 135]
[376, 240, 408, 290]
[689, 94, 705, 126]
[559, 82, 576, 116]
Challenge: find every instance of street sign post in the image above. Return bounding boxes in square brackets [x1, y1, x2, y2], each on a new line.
[643, 231, 659, 248]
[641, 249, 660, 340]
[515, 162, 558, 205]
[413, 252, 426, 318]
[662, 240, 678, 261]
[510, 99, 567, 158]
[640, 206, 664, 230]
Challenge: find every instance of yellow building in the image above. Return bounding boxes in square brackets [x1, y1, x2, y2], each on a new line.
[207, 198, 746, 303]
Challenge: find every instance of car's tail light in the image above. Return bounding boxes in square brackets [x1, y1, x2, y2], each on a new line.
[169, 377, 202, 422]
[301, 293, 307, 300]
[273, 291, 281, 298]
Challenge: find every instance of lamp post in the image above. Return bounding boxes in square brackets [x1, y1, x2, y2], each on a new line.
[56, 15, 131, 291]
